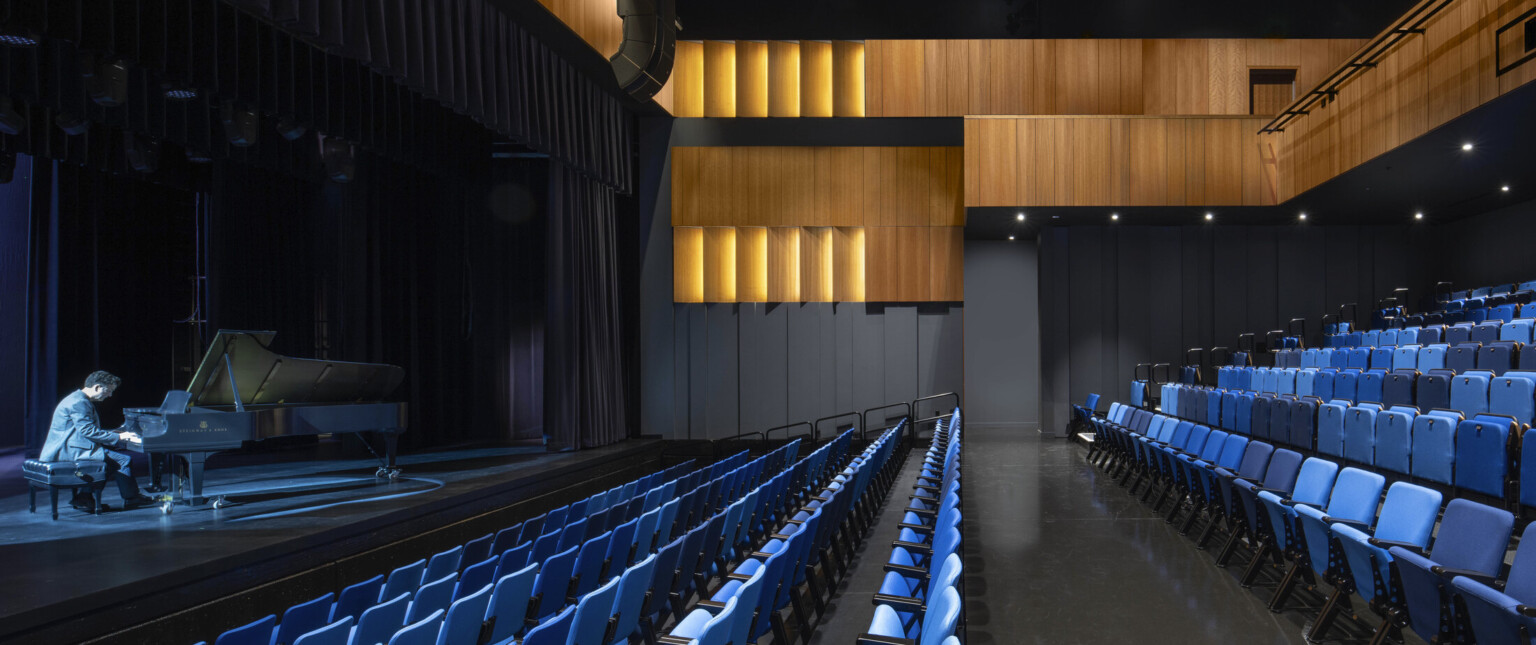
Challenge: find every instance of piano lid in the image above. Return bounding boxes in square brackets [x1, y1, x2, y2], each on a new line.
[186, 330, 405, 407]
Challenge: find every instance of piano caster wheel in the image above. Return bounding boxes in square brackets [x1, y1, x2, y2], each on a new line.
[377, 467, 402, 480]
[212, 497, 229, 509]
[160, 502, 174, 515]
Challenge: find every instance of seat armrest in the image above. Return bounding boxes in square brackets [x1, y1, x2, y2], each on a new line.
[657, 636, 695, 645]
[1369, 538, 1424, 554]
[883, 562, 926, 578]
[897, 522, 934, 534]
[871, 593, 925, 613]
[906, 507, 938, 518]
[1251, 487, 1290, 496]
[695, 599, 729, 614]
[1432, 566, 1495, 583]
[891, 540, 931, 556]
[1326, 516, 1371, 530]
[1234, 476, 1261, 486]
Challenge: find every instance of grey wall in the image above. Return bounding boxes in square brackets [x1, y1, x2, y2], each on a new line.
[637, 117, 965, 440]
[1037, 224, 1432, 434]
[1435, 197, 1536, 290]
[963, 240, 1042, 432]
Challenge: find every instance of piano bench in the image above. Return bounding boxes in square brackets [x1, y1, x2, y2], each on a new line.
[23, 459, 107, 520]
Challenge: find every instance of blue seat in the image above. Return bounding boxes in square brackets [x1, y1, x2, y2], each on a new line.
[513, 604, 574, 645]
[1409, 410, 1460, 486]
[290, 617, 352, 645]
[558, 518, 589, 553]
[1256, 457, 1339, 583]
[1419, 326, 1444, 345]
[1312, 370, 1336, 401]
[633, 508, 661, 562]
[1490, 371, 1536, 424]
[1399, 328, 1420, 346]
[484, 563, 539, 644]
[1380, 329, 1400, 347]
[1524, 303, 1536, 318]
[1267, 398, 1292, 446]
[1335, 370, 1360, 404]
[1373, 406, 1415, 476]
[863, 586, 961, 645]
[1362, 331, 1381, 348]
[1451, 523, 1536, 645]
[1226, 448, 1302, 566]
[332, 575, 384, 624]
[1391, 346, 1419, 371]
[1473, 321, 1503, 344]
[1381, 370, 1416, 408]
[381, 560, 427, 605]
[530, 545, 579, 621]
[213, 615, 276, 645]
[423, 546, 463, 586]
[1234, 393, 1254, 434]
[494, 541, 532, 581]
[406, 573, 457, 625]
[352, 592, 410, 645]
[1358, 370, 1386, 404]
[1291, 468, 1386, 591]
[564, 575, 620, 645]
[1370, 347, 1394, 371]
[1451, 372, 1492, 416]
[1342, 405, 1379, 466]
[1448, 342, 1481, 373]
[461, 533, 494, 569]
[1287, 398, 1316, 450]
[1447, 324, 1474, 346]
[1417, 344, 1448, 371]
[1250, 396, 1272, 439]
[1479, 341, 1517, 375]
[670, 596, 737, 645]
[1417, 369, 1454, 412]
[1456, 414, 1518, 499]
[1321, 483, 1443, 640]
[1500, 319, 1534, 344]
[272, 592, 335, 645]
[1316, 400, 1349, 458]
[387, 609, 443, 645]
[605, 552, 658, 645]
[1295, 370, 1316, 399]
[1347, 348, 1370, 370]
[1390, 499, 1515, 644]
[454, 557, 496, 602]
[434, 582, 492, 645]
[1277, 368, 1297, 396]
[572, 530, 614, 598]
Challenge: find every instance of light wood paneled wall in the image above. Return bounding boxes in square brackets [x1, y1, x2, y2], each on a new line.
[1267, 0, 1536, 202]
[865, 38, 1365, 117]
[671, 146, 964, 227]
[964, 116, 1274, 207]
[536, 0, 623, 59]
[674, 225, 962, 303]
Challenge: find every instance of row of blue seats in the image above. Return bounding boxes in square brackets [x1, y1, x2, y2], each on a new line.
[199, 437, 824, 645]
[671, 423, 907, 645]
[1160, 382, 1534, 508]
[1088, 401, 1536, 645]
[1212, 363, 1536, 420]
[1271, 338, 1535, 373]
[859, 410, 963, 645]
[1324, 317, 1536, 349]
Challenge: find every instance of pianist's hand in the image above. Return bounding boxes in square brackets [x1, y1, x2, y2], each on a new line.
[118, 431, 141, 444]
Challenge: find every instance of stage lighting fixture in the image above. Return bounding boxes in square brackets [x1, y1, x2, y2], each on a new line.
[83, 55, 129, 107]
[1008, 235, 1015, 241]
[1461, 142, 1473, 151]
[54, 113, 89, 135]
[0, 151, 15, 184]
[125, 132, 160, 173]
[220, 101, 258, 147]
[1298, 212, 1307, 221]
[321, 136, 355, 183]
[275, 118, 307, 141]
[1414, 212, 1424, 220]
[1016, 212, 1025, 221]
[1503, 185, 1511, 192]
[1204, 212, 1214, 221]
[1110, 213, 1119, 221]
[184, 147, 213, 164]
[0, 96, 24, 135]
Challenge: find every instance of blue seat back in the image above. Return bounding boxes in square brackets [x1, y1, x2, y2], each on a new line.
[407, 573, 457, 624]
[1316, 400, 1349, 458]
[1410, 410, 1460, 486]
[1382, 371, 1416, 408]
[1325, 467, 1387, 526]
[213, 614, 276, 645]
[454, 556, 497, 601]
[1501, 319, 1534, 344]
[353, 593, 410, 645]
[388, 608, 444, 645]
[1250, 396, 1271, 438]
[1418, 371, 1453, 412]
[1417, 344, 1447, 371]
[1370, 348, 1394, 370]
[607, 552, 659, 645]
[1288, 398, 1317, 450]
[1480, 342, 1517, 375]
[1234, 393, 1253, 434]
[519, 604, 575, 645]
[1373, 406, 1416, 476]
[1296, 369, 1316, 398]
[331, 574, 383, 623]
[1268, 398, 1292, 445]
[1334, 370, 1359, 404]
[565, 576, 620, 645]
[1455, 414, 1516, 498]
[606, 518, 640, 571]
[1358, 369, 1386, 404]
[1473, 322, 1503, 344]
[1342, 406, 1379, 465]
[531, 545, 579, 620]
[1312, 370, 1335, 401]
[1491, 372, 1536, 424]
[423, 545, 463, 585]
[438, 583, 493, 645]
[1448, 342, 1481, 373]
[1373, 482, 1443, 546]
[1399, 328, 1420, 346]
[290, 617, 351, 645]
[1451, 372, 1492, 416]
[381, 559, 427, 604]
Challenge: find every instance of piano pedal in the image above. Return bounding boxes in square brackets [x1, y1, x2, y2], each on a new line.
[376, 467, 402, 480]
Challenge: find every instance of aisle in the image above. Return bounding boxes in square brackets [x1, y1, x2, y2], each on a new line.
[963, 427, 1311, 645]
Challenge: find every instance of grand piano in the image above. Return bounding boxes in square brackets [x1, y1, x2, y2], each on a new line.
[123, 330, 408, 512]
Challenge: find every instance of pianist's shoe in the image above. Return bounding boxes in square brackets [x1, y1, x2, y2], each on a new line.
[70, 498, 110, 513]
[120, 495, 157, 509]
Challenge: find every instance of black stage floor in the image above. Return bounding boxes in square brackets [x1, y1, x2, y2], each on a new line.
[0, 437, 669, 645]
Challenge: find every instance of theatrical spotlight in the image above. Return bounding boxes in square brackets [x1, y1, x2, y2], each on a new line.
[0, 96, 25, 135]
[82, 54, 129, 107]
[125, 132, 161, 173]
[321, 135, 355, 183]
[220, 101, 258, 147]
[54, 113, 89, 135]
[275, 117, 307, 141]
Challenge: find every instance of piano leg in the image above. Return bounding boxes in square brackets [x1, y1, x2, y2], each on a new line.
[376, 433, 402, 480]
[185, 453, 209, 505]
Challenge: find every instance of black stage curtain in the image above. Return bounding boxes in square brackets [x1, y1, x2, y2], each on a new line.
[0, 0, 632, 192]
[544, 161, 631, 450]
[21, 160, 201, 453]
[207, 155, 547, 450]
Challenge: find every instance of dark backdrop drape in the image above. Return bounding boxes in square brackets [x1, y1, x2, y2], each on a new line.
[545, 161, 631, 450]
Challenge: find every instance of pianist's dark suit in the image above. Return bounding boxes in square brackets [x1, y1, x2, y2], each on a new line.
[40, 390, 143, 501]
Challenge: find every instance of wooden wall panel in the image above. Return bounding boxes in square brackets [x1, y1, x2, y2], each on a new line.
[801, 226, 834, 302]
[674, 227, 704, 303]
[833, 227, 866, 302]
[768, 41, 802, 117]
[833, 41, 866, 117]
[1496, 0, 1536, 93]
[865, 227, 899, 302]
[536, 0, 623, 59]
[673, 41, 706, 117]
[767, 227, 801, 302]
[863, 38, 1363, 116]
[737, 227, 769, 302]
[704, 41, 737, 117]
[736, 41, 769, 118]
[965, 116, 1272, 207]
[1263, 0, 1535, 203]
[929, 227, 964, 301]
[801, 41, 834, 117]
[703, 227, 737, 302]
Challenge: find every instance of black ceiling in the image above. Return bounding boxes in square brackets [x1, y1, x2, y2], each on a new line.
[966, 76, 1536, 239]
[676, 0, 1420, 41]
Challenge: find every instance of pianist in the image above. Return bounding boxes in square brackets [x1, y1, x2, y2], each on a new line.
[40, 371, 155, 512]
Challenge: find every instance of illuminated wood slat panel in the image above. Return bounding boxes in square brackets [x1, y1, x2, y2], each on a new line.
[964, 116, 1273, 207]
[673, 41, 706, 117]
[870, 38, 1365, 117]
[704, 41, 737, 117]
[800, 226, 834, 302]
[703, 227, 737, 302]
[833, 227, 866, 302]
[673, 227, 704, 303]
[736, 41, 769, 118]
[736, 227, 769, 302]
[800, 41, 835, 117]
[767, 227, 801, 302]
[768, 41, 802, 117]
[671, 146, 963, 227]
[1266, 0, 1536, 202]
[833, 41, 866, 117]
[929, 227, 965, 302]
[536, 0, 623, 58]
